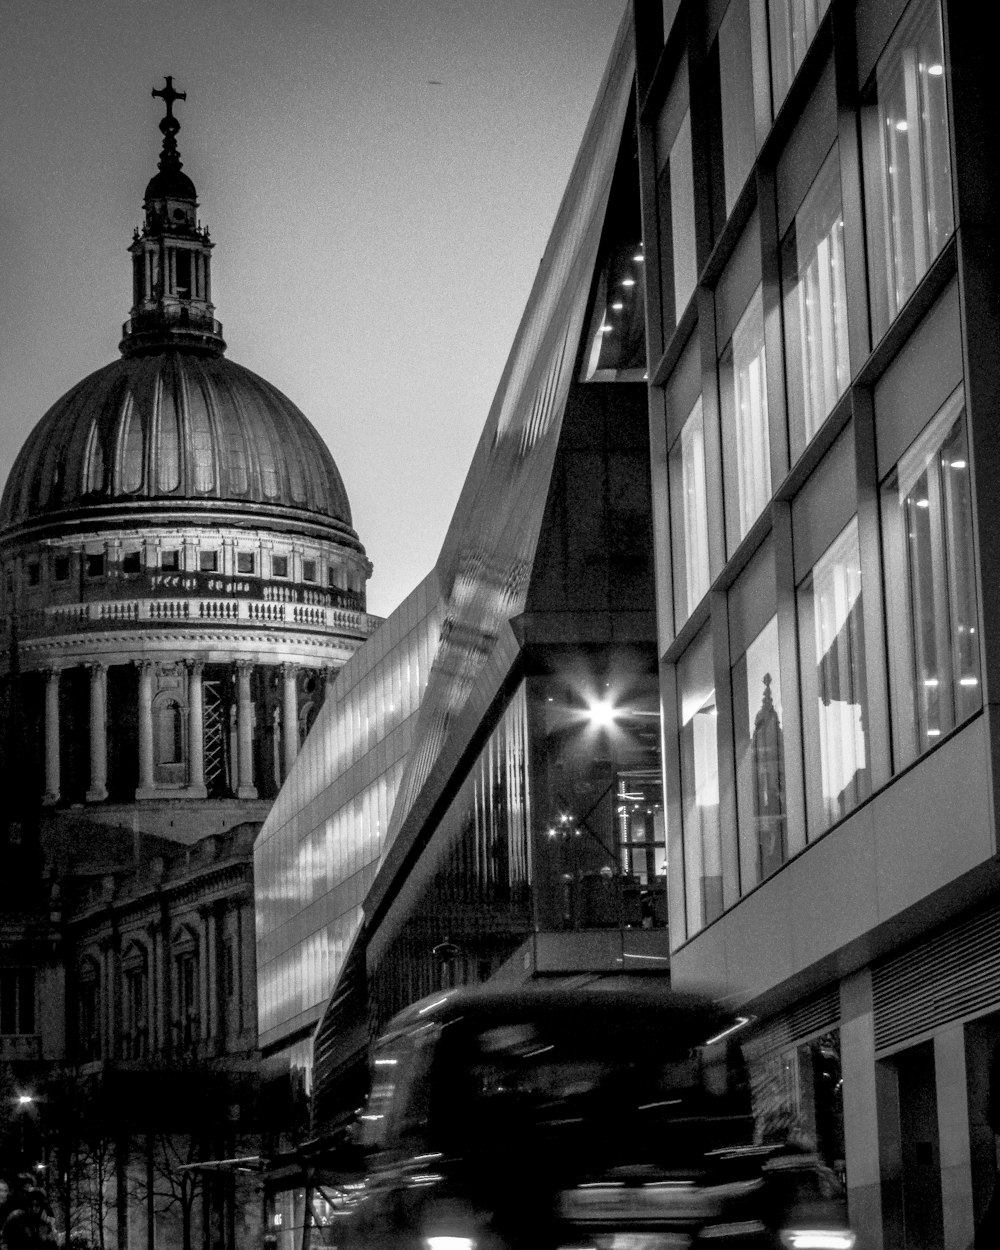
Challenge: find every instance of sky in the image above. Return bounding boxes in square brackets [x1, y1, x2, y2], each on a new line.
[0, 0, 625, 619]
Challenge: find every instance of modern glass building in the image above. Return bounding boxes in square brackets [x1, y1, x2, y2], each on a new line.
[633, 0, 1000, 1247]
[254, 19, 667, 1240]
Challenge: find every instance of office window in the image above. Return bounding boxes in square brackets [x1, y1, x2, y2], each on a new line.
[656, 71, 698, 331]
[54, 555, 70, 582]
[717, 0, 758, 214]
[862, 0, 953, 341]
[798, 519, 869, 836]
[733, 616, 786, 890]
[769, 0, 832, 112]
[272, 555, 289, 579]
[199, 549, 219, 572]
[677, 628, 722, 936]
[303, 559, 317, 583]
[161, 549, 180, 571]
[721, 287, 771, 551]
[86, 552, 105, 578]
[669, 397, 710, 629]
[882, 386, 980, 769]
[122, 550, 142, 574]
[782, 147, 849, 457]
[237, 551, 255, 574]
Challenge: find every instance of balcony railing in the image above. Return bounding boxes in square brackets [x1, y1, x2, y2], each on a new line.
[3, 598, 381, 640]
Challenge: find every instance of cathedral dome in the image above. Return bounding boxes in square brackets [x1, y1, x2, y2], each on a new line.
[0, 351, 353, 531]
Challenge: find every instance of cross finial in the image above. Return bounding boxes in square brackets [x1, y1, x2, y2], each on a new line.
[152, 76, 186, 121]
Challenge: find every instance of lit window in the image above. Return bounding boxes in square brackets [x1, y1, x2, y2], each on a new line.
[798, 519, 869, 835]
[782, 147, 850, 457]
[720, 287, 771, 552]
[861, 0, 953, 341]
[669, 397, 710, 629]
[272, 555, 289, 579]
[881, 386, 980, 768]
[733, 617, 786, 891]
[677, 628, 722, 936]
[199, 550, 219, 572]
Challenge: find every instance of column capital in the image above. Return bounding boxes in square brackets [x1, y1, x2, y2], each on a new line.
[87, 660, 109, 676]
[133, 659, 155, 675]
[42, 665, 63, 680]
[279, 662, 300, 680]
[234, 658, 254, 674]
[186, 659, 205, 676]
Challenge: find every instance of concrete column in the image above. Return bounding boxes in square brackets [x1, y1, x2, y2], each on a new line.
[136, 660, 155, 796]
[935, 1025, 976, 1250]
[235, 660, 257, 799]
[43, 667, 61, 805]
[187, 660, 207, 796]
[86, 662, 108, 802]
[281, 663, 299, 779]
[840, 970, 884, 1250]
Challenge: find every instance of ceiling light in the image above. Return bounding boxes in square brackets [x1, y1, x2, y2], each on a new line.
[950, 459, 967, 469]
[895, 120, 909, 131]
[586, 699, 618, 729]
[612, 301, 624, 310]
[960, 676, 979, 687]
[928, 63, 944, 75]
[621, 278, 636, 287]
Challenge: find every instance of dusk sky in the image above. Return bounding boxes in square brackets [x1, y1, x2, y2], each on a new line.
[0, 0, 625, 619]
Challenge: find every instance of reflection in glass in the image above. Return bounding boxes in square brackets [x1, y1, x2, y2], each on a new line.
[862, 0, 953, 340]
[782, 147, 849, 457]
[678, 629, 721, 936]
[768, 0, 832, 112]
[670, 397, 710, 629]
[798, 520, 869, 835]
[882, 388, 981, 769]
[751, 1031, 845, 1176]
[733, 618, 785, 890]
[721, 288, 771, 552]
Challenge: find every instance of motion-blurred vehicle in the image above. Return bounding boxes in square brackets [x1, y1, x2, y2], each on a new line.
[325, 983, 854, 1250]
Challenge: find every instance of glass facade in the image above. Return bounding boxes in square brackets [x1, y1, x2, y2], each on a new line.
[656, 96, 697, 332]
[882, 387, 981, 770]
[781, 146, 849, 457]
[750, 1030, 845, 1176]
[721, 287, 770, 552]
[734, 617, 787, 891]
[717, 0, 758, 214]
[861, 0, 953, 341]
[798, 519, 869, 836]
[669, 397, 710, 629]
[678, 628, 721, 936]
[254, 574, 442, 1051]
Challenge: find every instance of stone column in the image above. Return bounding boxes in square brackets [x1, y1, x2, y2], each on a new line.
[235, 661, 257, 799]
[281, 663, 299, 779]
[136, 660, 155, 796]
[187, 660, 207, 796]
[86, 662, 108, 802]
[43, 667, 61, 805]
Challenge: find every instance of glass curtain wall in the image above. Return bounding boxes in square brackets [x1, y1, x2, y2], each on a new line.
[861, 0, 953, 341]
[657, 108, 698, 331]
[750, 1031, 845, 1175]
[669, 396, 710, 629]
[717, 0, 759, 214]
[798, 519, 869, 836]
[733, 617, 787, 890]
[881, 386, 981, 769]
[781, 146, 849, 457]
[721, 288, 771, 552]
[678, 628, 721, 935]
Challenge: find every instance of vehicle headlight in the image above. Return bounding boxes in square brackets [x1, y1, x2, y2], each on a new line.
[424, 1238, 476, 1250]
[779, 1232, 856, 1250]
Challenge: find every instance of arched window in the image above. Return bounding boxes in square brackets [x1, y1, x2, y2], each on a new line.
[172, 927, 200, 1050]
[122, 943, 149, 1059]
[76, 956, 101, 1061]
[156, 699, 184, 766]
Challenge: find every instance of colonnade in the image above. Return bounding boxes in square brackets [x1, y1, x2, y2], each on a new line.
[40, 659, 307, 806]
